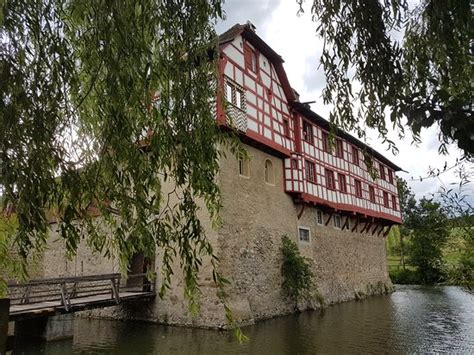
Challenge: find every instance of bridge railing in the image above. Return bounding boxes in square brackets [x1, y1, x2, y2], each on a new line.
[7, 273, 155, 312]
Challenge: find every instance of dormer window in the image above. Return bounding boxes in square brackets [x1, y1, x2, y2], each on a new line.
[244, 44, 258, 73]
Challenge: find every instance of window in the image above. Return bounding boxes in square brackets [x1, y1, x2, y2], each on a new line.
[298, 227, 310, 243]
[352, 146, 359, 165]
[379, 163, 386, 180]
[322, 131, 330, 152]
[302, 120, 313, 144]
[264, 159, 274, 184]
[283, 119, 290, 138]
[355, 179, 363, 198]
[383, 191, 390, 208]
[291, 159, 298, 169]
[225, 80, 245, 110]
[334, 214, 341, 229]
[338, 173, 347, 193]
[316, 210, 323, 225]
[244, 44, 258, 72]
[388, 169, 394, 184]
[326, 169, 335, 190]
[369, 185, 376, 203]
[305, 160, 317, 183]
[239, 158, 249, 177]
[336, 139, 344, 158]
[392, 194, 398, 210]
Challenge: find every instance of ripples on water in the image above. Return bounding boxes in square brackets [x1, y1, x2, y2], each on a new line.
[14, 285, 474, 354]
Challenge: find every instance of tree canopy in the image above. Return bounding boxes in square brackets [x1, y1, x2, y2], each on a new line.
[300, 0, 473, 157]
[0, 0, 247, 315]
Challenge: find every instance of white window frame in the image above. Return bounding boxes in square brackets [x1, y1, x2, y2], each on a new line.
[225, 79, 245, 111]
[298, 226, 311, 244]
[238, 157, 250, 178]
[316, 210, 323, 225]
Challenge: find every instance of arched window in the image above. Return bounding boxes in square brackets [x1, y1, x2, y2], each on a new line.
[264, 159, 274, 185]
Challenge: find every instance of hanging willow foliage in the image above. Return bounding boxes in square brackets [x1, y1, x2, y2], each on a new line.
[0, 0, 247, 329]
[299, 0, 473, 157]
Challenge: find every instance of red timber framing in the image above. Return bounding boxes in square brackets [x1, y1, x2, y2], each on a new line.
[217, 23, 402, 228]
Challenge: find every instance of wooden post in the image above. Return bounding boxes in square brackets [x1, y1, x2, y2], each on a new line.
[0, 298, 9, 354]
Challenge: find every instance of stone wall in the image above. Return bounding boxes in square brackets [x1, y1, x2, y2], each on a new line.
[215, 144, 392, 324]
[35, 143, 393, 328]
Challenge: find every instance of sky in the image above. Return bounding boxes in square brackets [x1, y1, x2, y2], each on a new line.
[215, 0, 473, 203]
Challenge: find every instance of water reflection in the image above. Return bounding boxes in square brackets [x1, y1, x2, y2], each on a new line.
[14, 285, 474, 354]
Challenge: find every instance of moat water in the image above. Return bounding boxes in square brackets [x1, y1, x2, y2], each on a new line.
[14, 285, 474, 354]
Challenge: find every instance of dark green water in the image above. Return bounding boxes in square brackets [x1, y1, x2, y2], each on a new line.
[14, 285, 474, 354]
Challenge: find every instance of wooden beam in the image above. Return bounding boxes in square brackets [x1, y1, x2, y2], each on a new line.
[351, 218, 359, 232]
[371, 223, 379, 235]
[342, 216, 350, 230]
[377, 225, 385, 237]
[325, 211, 334, 226]
[297, 204, 305, 220]
[383, 225, 393, 237]
[361, 221, 372, 233]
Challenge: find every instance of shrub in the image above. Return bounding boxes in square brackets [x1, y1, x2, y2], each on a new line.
[389, 269, 423, 284]
[280, 235, 323, 310]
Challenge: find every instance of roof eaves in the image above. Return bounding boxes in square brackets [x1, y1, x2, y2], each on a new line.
[292, 102, 403, 171]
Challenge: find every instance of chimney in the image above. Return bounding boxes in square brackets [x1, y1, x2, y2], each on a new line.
[246, 21, 256, 32]
[292, 88, 300, 102]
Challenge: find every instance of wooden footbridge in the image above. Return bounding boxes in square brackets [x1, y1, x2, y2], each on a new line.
[6, 273, 155, 321]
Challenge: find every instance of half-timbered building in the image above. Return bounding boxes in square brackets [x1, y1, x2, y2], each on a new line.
[217, 22, 401, 234]
[37, 22, 401, 329]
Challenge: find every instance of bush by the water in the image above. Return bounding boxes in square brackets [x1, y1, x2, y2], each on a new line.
[389, 269, 423, 284]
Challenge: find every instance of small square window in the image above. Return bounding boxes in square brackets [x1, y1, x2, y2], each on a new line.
[355, 179, 363, 198]
[305, 160, 317, 183]
[298, 227, 310, 243]
[239, 158, 249, 177]
[316, 210, 323, 225]
[334, 215, 341, 229]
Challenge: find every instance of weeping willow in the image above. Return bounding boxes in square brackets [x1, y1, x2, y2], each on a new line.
[300, 0, 473, 157]
[0, 0, 247, 330]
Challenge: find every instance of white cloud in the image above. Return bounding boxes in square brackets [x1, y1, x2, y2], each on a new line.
[217, 1, 473, 202]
